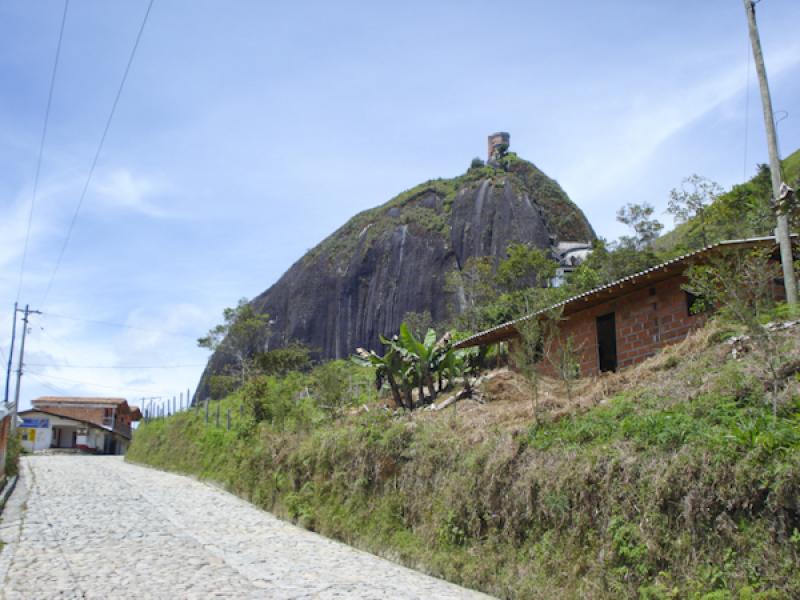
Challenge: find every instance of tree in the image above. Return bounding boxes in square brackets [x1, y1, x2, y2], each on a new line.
[685, 247, 785, 414]
[569, 238, 660, 290]
[255, 343, 312, 376]
[545, 333, 582, 403]
[511, 317, 546, 425]
[668, 175, 723, 248]
[495, 243, 557, 292]
[198, 298, 272, 383]
[445, 256, 496, 330]
[616, 202, 663, 250]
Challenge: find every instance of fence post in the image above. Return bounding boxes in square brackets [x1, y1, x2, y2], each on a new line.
[226, 409, 231, 430]
[205, 400, 209, 424]
[215, 403, 220, 427]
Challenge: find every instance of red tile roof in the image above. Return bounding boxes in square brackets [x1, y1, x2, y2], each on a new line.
[33, 396, 128, 405]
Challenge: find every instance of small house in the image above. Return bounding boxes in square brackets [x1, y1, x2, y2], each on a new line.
[455, 237, 791, 378]
[18, 396, 142, 454]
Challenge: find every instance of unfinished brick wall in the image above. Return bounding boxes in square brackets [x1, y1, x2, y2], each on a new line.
[534, 275, 706, 378]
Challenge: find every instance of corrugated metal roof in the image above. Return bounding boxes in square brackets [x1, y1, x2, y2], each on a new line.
[454, 236, 786, 349]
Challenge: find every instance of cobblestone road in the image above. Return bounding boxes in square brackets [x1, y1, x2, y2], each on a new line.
[0, 455, 493, 599]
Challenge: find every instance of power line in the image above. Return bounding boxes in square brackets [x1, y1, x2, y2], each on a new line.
[40, 0, 156, 307]
[32, 325, 75, 367]
[42, 311, 198, 339]
[27, 372, 72, 396]
[16, 0, 70, 304]
[26, 369, 167, 396]
[27, 363, 204, 369]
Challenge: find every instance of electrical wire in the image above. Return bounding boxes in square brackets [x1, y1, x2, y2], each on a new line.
[27, 372, 72, 396]
[16, 0, 70, 304]
[40, 0, 156, 307]
[26, 363, 204, 369]
[26, 369, 167, 397]
[42, 311, 198, 339]
[32, 325, 74, 367]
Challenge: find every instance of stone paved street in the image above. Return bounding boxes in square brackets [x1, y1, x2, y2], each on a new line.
[0, 455, 493, 599]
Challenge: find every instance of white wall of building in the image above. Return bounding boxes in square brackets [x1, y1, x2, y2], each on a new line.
[19, 411, 111, 453]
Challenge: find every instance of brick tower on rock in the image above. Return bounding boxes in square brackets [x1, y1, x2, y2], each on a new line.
[487, 131, 510, 161]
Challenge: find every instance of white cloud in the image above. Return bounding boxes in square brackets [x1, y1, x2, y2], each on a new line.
[90, 168, 173, 218]
[561, 43, 800, 201]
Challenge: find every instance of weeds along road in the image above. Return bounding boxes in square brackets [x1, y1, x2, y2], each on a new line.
[0, 455, 493, 599]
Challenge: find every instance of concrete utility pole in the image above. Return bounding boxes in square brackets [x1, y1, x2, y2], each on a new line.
[11, 304, 42, 432]
[4, 302, 18, 405]
[743, 0, 798, 308]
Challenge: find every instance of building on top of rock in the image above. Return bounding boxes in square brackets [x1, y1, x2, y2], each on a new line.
[551, 241, 594, 287]
[487, 131, 510, 162]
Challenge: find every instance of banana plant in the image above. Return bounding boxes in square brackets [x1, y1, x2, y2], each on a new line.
[352, 343, 413, 410]
[353, 346, 407, 409]
[354, 324, 478, 410]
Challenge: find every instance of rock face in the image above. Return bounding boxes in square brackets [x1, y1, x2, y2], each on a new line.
[197, 155, 594, 396]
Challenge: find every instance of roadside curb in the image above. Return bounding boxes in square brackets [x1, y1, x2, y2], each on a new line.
[0, 475, 17, 513]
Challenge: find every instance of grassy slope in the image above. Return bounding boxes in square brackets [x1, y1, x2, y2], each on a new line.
[129, 323, 800, 600]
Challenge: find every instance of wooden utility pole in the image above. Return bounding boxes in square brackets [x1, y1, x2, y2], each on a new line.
[743, 0, 798, 308]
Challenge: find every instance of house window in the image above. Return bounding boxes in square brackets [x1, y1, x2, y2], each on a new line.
[684, 291, 708, 316]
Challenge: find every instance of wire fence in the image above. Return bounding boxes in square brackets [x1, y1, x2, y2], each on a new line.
[140, 377, 375, 431]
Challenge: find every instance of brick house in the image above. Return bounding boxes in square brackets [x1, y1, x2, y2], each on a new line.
[18, 397, 142, 455]
[455, 237, 791, 378]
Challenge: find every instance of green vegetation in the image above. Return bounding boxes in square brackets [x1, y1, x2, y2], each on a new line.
[198, 298, 274, 384]
[657, 149, 800, 254]
[301, 154, 593, 271]
[353, 323, 475, 409]
[130, 317, 800, 599]
[4, 432, 21, 479]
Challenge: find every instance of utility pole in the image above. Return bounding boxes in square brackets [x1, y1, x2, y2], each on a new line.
[11, 304, 41, 432]
[743, 0, 798, 308]
[4, 302, 18, 405]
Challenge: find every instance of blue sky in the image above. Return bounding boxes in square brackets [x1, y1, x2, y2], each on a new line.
[2, 0, 799, 411]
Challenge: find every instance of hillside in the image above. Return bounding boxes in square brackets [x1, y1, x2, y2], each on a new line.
[197, 151, 594, 397]
[656, 148, 800, 254]
[131, 318, 800, 599]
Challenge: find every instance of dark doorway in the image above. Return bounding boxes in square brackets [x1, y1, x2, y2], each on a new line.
[596, 312, 617, 372]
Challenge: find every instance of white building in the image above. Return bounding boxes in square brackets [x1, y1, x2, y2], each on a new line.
[18, 409, 131, 454]
[551, 241, 594, 287]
